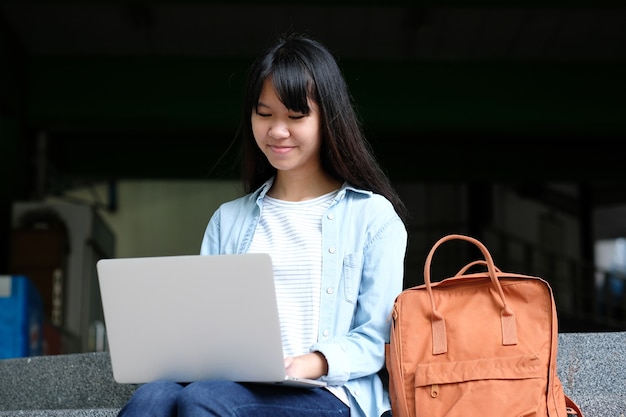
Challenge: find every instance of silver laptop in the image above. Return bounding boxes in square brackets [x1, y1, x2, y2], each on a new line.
[97, 253, 326, 388]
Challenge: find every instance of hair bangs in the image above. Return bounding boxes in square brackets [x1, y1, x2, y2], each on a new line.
[270, 60, 315, 114]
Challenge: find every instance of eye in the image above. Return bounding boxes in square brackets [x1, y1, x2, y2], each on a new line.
[255, 111, 271, 117]
[288, 110, 307, 119]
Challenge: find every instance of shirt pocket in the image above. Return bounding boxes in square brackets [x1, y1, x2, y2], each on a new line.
[342, 253, 362, 304]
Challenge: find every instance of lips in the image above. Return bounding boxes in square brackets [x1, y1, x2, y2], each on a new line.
[269, 145, 294, 155]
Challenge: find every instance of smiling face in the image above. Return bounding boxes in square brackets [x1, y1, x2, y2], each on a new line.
[251, 78, 323, 177]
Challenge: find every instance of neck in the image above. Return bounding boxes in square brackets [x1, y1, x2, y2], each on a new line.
[269, 171, 341, 202]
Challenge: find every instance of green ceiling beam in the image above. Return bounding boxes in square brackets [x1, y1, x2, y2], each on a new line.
[27, 56, 626, 135]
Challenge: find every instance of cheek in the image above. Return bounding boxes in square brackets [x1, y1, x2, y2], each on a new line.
[300, 124, 323, 150]
[251, 120, 265, 143]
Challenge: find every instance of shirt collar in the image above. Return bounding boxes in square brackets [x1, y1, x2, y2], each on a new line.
[252, 176, 372, 204]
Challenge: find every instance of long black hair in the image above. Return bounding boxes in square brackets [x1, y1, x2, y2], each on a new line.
[238, 32, 408, 221]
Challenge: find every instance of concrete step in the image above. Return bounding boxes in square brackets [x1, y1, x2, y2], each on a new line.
[556, 332, 626, 417]
[0, 409, 120, 417]
[0, 333, 625, 417]
[0, 352, 136, 413]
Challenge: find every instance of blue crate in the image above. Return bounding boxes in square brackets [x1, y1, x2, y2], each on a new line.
[0, 275, 44, 359]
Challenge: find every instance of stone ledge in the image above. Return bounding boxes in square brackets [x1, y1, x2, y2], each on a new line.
[556, 332, 626, 417]
[0, 352, 136, 412]
[0, 409, 120, 417]
[0, 332, 624, 417]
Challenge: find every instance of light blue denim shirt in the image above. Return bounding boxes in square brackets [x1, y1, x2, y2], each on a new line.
[200, 178, 407, 417]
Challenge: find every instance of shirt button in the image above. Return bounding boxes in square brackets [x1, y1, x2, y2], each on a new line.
[326, 287, 334, 294]
[323, 329, 330, 337]
[328, 246, 336, 254]
[327, 213, 334, 220]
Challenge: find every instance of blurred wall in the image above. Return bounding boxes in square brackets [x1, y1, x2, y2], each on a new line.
[45, 180, 244, 258]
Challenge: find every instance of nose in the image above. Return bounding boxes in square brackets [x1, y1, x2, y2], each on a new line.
[268, 122, 290, 139]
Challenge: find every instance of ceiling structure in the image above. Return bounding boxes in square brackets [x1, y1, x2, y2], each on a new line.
[1, 2, 625, 61]
[1, 2, 625, 211]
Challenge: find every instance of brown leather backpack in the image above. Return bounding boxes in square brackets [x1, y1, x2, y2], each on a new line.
[385, 234, 583, 417]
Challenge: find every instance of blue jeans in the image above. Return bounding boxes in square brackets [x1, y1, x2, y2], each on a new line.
[117, 380, 350, 417]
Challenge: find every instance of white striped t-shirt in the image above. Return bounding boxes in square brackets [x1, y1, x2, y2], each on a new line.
[248, 190, 337, 358]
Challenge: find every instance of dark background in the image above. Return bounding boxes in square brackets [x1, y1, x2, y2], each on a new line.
[1, 1, 625, 289]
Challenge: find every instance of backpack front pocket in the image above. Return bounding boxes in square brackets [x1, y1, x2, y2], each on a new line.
[414, 355, 547, 417]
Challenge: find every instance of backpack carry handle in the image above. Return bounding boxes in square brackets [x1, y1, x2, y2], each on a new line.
[424, 234, 518, 355]
[454, 259, 502, 276]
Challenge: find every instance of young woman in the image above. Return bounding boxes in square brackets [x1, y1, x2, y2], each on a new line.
[117, 32, 408, 417]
